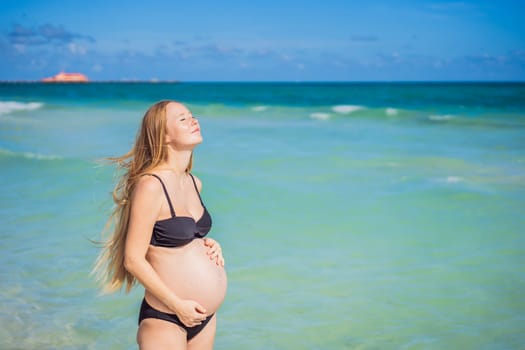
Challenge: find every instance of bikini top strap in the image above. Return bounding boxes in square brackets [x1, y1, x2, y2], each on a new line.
[188, 173, 204, 205]
[143, 173, 176, 217]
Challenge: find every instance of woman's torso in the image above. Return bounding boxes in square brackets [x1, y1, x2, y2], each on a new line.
[146, 240, 227, 314]
[143, 172, 227, 315]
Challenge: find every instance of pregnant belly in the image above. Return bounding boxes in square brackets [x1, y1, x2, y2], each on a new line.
[146, 239, 228, 315]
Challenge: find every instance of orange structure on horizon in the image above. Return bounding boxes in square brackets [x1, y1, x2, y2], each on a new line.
[42, 72, 89, 82]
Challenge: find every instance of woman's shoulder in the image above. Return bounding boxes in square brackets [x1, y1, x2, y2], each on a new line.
[130, 174, 165, 216]
[190, 173, 203, 192]
[133, 173, 165, 198]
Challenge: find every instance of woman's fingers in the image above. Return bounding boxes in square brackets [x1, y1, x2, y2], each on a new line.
[179, 300, 208, 327]
[212, 252, 225, 266]
[203, 237, 215, 247]
[194, 303, 207, 314]
[203, 238, 224, 266]
[210, 250, 223, 264]
[208, 247, 220, 257]
[204, 238, 221, 254]
[192, 304, 207, 325]
[207, 246, 219, 256]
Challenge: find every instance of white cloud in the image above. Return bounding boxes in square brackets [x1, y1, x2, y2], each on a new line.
[68, 43, 87, 55]
[13, 44, 26, 53]
[280, 54, 292, 62]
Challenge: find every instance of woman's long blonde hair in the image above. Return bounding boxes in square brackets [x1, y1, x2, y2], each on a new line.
[92, 100, 193, 293]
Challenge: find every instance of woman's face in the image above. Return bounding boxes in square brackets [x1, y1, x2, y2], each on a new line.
[164, 102, 202, 149]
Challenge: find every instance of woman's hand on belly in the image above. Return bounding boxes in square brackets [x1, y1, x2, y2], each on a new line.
[147, 240, 227, 313]
[173, 298, 208, 327]
[203, 237, 225, 267]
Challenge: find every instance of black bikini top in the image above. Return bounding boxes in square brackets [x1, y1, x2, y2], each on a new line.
[146, 173, 212, 248]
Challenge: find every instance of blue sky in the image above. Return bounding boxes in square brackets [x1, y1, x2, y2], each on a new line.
[1, 0, 524, 81]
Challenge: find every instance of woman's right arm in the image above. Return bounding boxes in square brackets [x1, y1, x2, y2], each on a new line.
[123, 176, 207, 326]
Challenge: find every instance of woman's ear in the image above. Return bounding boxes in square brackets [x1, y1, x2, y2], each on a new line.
[164, 130, 171, 144]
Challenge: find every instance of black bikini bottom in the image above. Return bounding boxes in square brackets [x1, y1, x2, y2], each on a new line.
[138, 298, 214, 340]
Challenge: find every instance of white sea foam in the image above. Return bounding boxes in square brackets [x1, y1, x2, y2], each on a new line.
[22, 152, 62, 160]
[429, 114, 454, 121]
[252, 105, 268, 112]
[0, 101, 44, 115]
[0, 148, 62, 160]
[310, 112, 331, 121]
[332, 105, 364, 114]
[386, 108, 398, 116]
[446, 176, 463, 183]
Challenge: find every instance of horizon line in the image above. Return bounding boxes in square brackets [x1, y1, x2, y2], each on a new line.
[1, 79, 525, 84]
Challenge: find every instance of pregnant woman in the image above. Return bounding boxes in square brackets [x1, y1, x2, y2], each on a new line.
[93, 100, 227, 349]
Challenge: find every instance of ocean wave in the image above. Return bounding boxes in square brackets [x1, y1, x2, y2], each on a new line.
[0, 101, 44, 115]
[0, 148, 63, 161]
[309, 112, 331, 121]
[445, 176, 463, 183]
[332, 105, 364, 114]
[386, 108, 398, 116]
[428, 114, 454, 121]
[385, 162, 401, 167]
[251, 105, 268, 112]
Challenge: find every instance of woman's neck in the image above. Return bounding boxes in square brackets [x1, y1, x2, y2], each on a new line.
[160, 149, 192, 175]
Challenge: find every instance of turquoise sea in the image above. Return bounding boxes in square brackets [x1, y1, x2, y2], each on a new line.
[0, 82, 524, 349]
